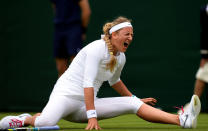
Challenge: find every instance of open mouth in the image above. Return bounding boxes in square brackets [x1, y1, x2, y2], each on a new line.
[124, 42, 129, 47]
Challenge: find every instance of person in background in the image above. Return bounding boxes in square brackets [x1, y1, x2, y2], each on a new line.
[178, 4, 208, 114]
[51, 0, 91, 77]
[194, 4, 208, 100]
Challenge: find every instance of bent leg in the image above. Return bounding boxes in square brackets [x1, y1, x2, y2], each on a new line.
[26, 96, 82, 127]
[137, 103, 180, 125]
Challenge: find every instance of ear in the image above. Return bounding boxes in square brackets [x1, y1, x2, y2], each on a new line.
[111, 32, 118, 39]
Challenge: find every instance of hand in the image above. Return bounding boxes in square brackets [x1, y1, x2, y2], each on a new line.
[85, 118, 101, 130]
[140, 98, 157, 106]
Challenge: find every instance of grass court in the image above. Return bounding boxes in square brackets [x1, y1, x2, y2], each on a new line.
[1, 113, 208, 131]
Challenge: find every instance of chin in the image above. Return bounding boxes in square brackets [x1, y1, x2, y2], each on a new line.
[121, 50, 127, 52]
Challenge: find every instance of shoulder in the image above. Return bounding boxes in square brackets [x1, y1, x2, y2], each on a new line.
[90, 39, 106, 47]
[84, 39, 105, 51]
[83, 39, 106, 58]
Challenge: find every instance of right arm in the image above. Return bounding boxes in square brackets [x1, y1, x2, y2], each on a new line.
[84, 87, 101, 130]
[83, 44, 104, 130]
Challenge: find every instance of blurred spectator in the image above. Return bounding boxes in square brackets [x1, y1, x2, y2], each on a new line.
[194, 4, 208, 99]
[51, 0, 91, 77]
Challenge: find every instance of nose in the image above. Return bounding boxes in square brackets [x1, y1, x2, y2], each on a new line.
[128, 35, 133, 41]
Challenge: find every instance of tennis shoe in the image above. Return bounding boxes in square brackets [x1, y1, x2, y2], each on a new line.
[179, 95, 201, 128]
[0, 113, 31, 129]
[177, 103, 189, 115]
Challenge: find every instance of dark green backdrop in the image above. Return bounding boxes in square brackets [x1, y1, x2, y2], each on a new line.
[0, 0, 207, 112]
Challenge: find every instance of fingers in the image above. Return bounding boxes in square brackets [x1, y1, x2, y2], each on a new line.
[149, 101, 156, 106]
[85, 125, 101, 130]
[85, 118, 101, 130]
[95, 125, 101, 130]
[150, 98, 157, 103]
[85, 123, 91, 130]
[146, 98, 157, 103]
[85, 124, 94, 130]
[141, 98, 157, 106]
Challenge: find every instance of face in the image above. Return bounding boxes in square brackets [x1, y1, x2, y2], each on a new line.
[111, 27, 133, 53]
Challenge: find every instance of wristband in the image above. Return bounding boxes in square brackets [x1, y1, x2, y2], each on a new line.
[86, 110, 97, 119]
[132, 95, 139, 99]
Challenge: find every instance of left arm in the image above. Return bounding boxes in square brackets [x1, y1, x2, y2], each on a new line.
[109, 54, 157, 105]
[112, 80, 157, 105]
[111, 80, 132, 96]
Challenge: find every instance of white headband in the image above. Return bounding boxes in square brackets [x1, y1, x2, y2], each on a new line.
[109, 22, 132, 34]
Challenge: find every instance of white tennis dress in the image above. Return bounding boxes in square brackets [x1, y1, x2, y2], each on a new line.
[35, 39, 143, 127]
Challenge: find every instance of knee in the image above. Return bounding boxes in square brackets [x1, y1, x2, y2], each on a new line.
[129, 97, 144, 113]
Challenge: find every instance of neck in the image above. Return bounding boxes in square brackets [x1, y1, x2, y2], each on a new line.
[113, 50, 118, 55]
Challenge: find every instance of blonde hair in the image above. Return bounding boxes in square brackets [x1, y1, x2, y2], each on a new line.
[103, 16, 132, 72]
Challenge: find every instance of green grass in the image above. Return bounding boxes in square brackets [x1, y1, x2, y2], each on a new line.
[0, 113, 208, 131]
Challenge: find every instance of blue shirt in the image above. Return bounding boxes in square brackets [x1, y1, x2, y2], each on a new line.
[51, 0, 81, 25]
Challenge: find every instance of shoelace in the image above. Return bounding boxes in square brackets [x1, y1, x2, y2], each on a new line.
[174, 106, 184, 114]
[9, 118, 23, 128]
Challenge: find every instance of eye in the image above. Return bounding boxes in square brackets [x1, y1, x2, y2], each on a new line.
[125, 32, 133, 37]
[125, 33, 130, 36]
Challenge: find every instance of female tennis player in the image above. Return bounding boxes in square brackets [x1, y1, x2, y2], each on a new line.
[0, 16, 201, 130]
